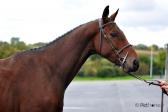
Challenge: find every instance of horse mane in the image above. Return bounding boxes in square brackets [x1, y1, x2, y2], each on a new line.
[22, 24, 84, 54]
[44, 24, 83, 48]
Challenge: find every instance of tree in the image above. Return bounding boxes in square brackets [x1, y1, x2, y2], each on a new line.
[150, 44, 159, 51]
[135, 44, 149, 50]
[11, 37, 20, 45]
[0, 41, 15, 58]
[0, 38, 29, 59]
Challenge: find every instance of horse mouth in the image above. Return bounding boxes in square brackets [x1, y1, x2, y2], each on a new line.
[122, 60, 139, 73]
[122, 65, 130, 73]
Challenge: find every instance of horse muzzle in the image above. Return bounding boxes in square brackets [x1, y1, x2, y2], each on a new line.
[122, 57, 139, 73]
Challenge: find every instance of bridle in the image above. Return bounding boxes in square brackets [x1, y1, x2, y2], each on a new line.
[98, 18, 167, 112]
[98, 18, 131, 67]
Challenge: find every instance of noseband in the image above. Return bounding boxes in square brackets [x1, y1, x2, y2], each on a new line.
[98, 19, 131, 66]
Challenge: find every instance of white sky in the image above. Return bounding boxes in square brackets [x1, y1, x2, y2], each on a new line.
[0, 0, 168, 47]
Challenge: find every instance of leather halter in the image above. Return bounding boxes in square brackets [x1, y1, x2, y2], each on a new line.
[98, 18, 131, 66]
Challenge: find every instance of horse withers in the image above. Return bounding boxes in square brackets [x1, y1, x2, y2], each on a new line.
[0, 6, 139, 112]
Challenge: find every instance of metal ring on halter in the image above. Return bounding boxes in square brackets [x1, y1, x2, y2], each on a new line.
[98, 18, 132, 66]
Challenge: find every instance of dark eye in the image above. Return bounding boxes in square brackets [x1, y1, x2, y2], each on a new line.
[110, 32, 117, 37]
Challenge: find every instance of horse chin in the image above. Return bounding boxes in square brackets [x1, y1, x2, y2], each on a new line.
[122, 64, 133, 73]
[122, 64, 138, 73]
[122, 66, 130, 73]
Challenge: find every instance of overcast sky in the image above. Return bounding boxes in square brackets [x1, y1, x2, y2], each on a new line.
[0, 0, 168, 47]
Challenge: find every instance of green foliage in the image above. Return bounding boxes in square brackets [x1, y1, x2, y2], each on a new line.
[135, 62, 150, 75]
[153, 50, 166, 75]
[0, 42, 13, 58]
[154, 50, 165, 67]
[74, 75, 151, 81]
[0, 38, 29, 58]
[78, 55, 126, 78]
[150, 44, 159, 51]
[135, 44, 149, 50]
[132, 53, 150, 75]
[139, 54, 150, 64]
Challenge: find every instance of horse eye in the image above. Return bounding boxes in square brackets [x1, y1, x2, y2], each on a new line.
[110, 32, 117, 37]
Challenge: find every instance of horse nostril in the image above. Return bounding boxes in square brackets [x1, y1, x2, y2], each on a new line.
[133, 59, 139, 71]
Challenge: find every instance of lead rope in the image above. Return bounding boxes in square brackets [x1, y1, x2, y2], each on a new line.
[127, 73, 167, 112]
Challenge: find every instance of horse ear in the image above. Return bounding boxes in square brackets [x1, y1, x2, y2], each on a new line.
[110, 9, 119, 21]
[102, 5, 109, 23]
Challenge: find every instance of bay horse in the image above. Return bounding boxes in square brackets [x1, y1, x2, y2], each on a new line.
[0, 6, 139, 112]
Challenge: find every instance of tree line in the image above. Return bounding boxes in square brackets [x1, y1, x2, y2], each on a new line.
[0, 38, 166, 77]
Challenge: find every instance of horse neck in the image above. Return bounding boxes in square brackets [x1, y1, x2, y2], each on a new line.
[42, 20, 98, 88]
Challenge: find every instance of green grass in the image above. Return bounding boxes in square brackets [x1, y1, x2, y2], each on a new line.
[73, 75, 152, 81]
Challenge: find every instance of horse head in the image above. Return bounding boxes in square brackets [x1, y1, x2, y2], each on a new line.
[93, 6, 139, 73]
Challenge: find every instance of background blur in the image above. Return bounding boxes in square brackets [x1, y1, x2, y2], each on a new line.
[0, 0, 167, 79]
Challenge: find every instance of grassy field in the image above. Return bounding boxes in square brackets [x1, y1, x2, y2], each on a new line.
[73, 75, 152, 81]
